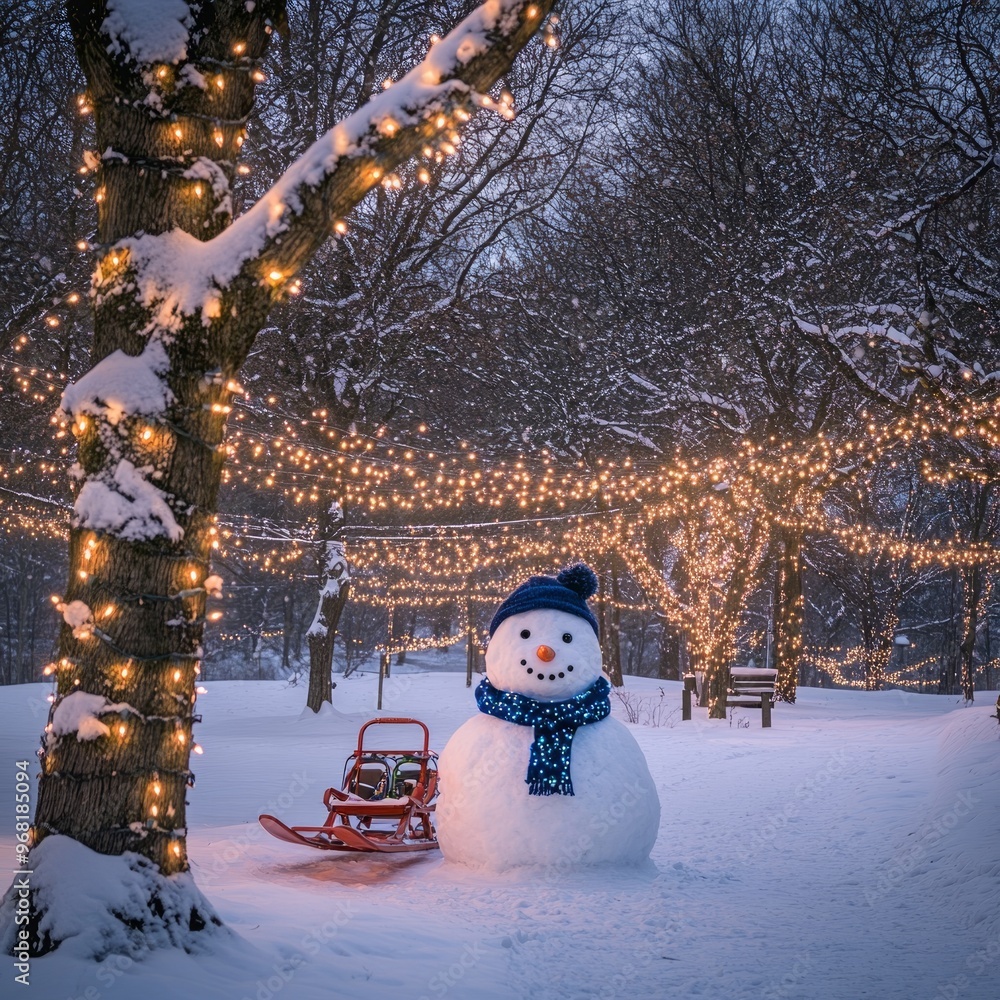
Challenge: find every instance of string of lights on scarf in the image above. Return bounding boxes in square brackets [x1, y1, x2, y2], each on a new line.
[475, 675, 611, 796]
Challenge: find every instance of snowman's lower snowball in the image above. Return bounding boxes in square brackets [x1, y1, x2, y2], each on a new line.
[437, 712, 660, 870]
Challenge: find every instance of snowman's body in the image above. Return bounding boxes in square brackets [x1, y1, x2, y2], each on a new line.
[437, 606, 660, 870]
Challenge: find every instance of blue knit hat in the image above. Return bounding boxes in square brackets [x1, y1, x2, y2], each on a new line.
[489, 563, 600, 637]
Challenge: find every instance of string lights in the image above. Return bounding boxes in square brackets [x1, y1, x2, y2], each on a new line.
[4, 337, 998, 703]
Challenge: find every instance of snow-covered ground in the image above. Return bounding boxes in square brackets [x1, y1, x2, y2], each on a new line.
[1, 655, 998, 1000]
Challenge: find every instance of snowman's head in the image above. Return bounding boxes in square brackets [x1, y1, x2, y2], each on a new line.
[485, 563, 603, 700]
[486, 608, 604, 699]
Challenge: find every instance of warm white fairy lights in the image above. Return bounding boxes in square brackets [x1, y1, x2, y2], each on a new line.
[3, 323, 997, 705]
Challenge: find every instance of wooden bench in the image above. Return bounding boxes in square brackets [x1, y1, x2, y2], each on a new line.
[727, 666, 778, 727]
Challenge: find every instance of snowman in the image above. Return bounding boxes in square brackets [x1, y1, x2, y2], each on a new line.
[436, 564, 660, 870]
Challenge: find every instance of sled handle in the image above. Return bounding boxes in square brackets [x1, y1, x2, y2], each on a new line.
[357, 717, 430, 754]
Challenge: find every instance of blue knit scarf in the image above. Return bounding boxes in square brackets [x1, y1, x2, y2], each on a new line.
[475, 676, 611, 796]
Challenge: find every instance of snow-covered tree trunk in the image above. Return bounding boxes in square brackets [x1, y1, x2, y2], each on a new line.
[773, 528, 804, 703]
[305, 502, 350, 712]
[16, 0, 557, 955]
[34, 0, 285, 886]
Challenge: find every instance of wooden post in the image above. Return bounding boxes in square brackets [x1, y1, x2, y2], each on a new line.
[761, 692, 772, 729]
[377, 650, 387, 710]
[384, 606, 393, 679]
[682, 673, 696, 721]
[466, 595, 475, 688]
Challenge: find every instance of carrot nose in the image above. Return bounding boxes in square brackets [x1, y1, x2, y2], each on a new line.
[536, 645, 556, 662]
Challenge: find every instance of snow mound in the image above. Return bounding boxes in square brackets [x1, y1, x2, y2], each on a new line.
[0, 836, 224, 961]
[913, 708, 1000, 937]
[437, 713, 660, 870]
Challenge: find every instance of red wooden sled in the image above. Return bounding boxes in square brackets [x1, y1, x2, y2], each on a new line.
[259, 717, 439, 853]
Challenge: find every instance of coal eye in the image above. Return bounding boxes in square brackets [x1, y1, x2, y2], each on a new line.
[562, 633, 573, 643]
[520, 629, 531, 639]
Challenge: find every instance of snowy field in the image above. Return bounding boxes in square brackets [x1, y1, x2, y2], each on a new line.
[1, 655, 998, 1000]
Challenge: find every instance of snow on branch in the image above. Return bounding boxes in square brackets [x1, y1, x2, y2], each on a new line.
[587, 418, 659, 452]
[49, 691, 135, 744]
[306, 538, 350, 639]
[60, 340, 173, 427]
[868, 155, 996, 242]
[74, 459, 184, 542]
[788, 308, 913, 408]
[59, 335, 183, 544]
[306, 502, 349, 639]
[59, 338, 183, 544]
[122, 0, 555, 339]
[787, 290, 1000, 401]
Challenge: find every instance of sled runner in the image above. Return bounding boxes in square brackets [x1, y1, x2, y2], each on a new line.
[259, 717, 439, 853]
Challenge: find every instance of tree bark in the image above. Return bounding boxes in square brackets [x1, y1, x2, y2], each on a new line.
[604, 551, 624, 687]
[959, 564, 984, 703]
[704, 518, 769, 719]
[861, 611, 896, 691]
[773, 528, 804, 703]
[383, 606, 393, 679]
[656, 623, 680, 680]
[396, 607, 418, 666]
[281, 589, 295, 673]
[939, 568, 961, 694]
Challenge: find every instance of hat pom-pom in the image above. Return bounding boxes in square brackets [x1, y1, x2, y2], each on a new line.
[556, 563, 598, 601]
